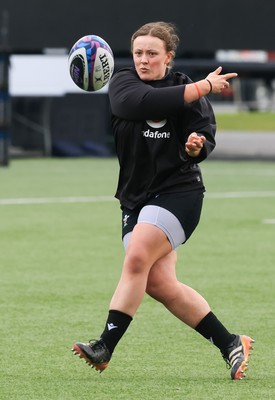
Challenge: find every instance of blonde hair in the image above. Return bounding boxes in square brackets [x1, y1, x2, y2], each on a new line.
[131, 21, 180, 67]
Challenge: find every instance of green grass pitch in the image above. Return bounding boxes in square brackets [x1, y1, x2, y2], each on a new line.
[0, 158, 275, 399]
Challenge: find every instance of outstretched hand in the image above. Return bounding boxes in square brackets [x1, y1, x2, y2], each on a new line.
[206, 66, 238, 93]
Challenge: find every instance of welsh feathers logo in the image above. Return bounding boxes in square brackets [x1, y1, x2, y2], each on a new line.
[146, 119, 167, 128]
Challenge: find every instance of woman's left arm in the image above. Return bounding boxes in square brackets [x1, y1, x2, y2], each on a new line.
[183, 96, 216, 162]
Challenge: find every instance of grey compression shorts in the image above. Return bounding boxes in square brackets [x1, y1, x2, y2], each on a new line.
[121, 189, 205, 251]
[123, 205, 185, 251]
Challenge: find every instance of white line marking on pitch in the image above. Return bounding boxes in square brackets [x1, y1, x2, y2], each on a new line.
[0, 196, 115, 205]
[262, 219, 275, 224]
[0, 191, 275, 206]
[206, 191, 275, 199]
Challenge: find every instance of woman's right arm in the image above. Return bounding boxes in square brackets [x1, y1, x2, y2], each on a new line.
[109, 69, 186, 120]
[184, 66, 238, 103]
[108, 67, 238, 120]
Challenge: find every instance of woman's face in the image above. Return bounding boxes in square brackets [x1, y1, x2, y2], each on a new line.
[133, 35, 172, 81]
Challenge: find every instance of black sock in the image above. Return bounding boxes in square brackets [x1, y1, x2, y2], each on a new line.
[100, 310, 132, 354]
[195, 311, 235, 351]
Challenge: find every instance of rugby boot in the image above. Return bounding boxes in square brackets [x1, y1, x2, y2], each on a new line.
[222, 334, 255, 380]
[72, 339, 111, 372]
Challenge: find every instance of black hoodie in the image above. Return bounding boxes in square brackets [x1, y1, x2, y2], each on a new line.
[108, 67, 216, 210]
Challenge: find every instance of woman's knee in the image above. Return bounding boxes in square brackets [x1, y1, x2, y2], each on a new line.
[146, 252, 178, 300]
[146, 275, 166, 300]
[123, 248, 151, 275]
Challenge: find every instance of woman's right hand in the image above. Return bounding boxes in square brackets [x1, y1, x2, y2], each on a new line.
[206, 66, 238, 94]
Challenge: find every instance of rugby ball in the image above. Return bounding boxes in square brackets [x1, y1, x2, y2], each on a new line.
[68, 35, 114, 92]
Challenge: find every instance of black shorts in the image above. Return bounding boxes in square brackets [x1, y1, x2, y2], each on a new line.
[121, 188, 205, 244]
